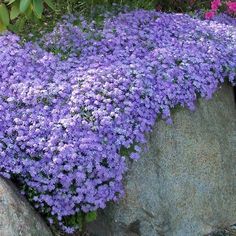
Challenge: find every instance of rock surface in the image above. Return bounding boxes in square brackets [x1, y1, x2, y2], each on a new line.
[88, 84, 236, 236]
[0, 177, 53, 236]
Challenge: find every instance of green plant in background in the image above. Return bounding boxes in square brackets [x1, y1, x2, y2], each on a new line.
[155, 0, 211, 12]
[0, 0, 55, 32]
[72, 0, 156, 16]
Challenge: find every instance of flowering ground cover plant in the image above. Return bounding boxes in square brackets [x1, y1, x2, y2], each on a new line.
[0, 9, 236, 234]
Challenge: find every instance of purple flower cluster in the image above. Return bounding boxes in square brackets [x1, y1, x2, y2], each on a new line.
[0, 10, 235, 233]
[212, 12, 236, 26]
[41, 15, 88, 57]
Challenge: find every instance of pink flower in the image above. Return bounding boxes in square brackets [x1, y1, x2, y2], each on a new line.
[227, 1, 236, 14]
[204, 11, 216, 20]
[211, 0, 221, 11]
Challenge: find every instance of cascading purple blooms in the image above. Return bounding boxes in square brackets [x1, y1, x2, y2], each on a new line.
[0, 10, 235, 233]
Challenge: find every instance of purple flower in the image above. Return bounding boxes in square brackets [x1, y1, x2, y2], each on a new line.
[130, 152, 141, 160]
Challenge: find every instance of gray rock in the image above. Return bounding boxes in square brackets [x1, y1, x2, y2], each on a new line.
[0, 177, 53, 236]
[88, 84, 236, 236]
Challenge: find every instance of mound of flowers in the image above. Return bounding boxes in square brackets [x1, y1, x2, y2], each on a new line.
[0, 10, 235, 233]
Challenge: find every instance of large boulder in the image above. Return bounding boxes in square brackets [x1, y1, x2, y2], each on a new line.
[0, 177, 53, 236]
[88, 84, 236, 236]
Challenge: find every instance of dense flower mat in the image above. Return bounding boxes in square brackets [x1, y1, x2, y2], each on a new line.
[0, 10, 235, 233]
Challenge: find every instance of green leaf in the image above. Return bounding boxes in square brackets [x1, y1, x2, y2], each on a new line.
[10, 4, 20, 20]
[85, 212, 97, 223]
[32, 0, 43, 18]
[0, 21, 7, 32]
[0, 4, 10, 26]
[19, 0, 31, 13]
[44, 0, 55, 10]
[24, 3, 33, 18]
[7, 23, 18, 32]
[5, 0, 17, 5]
[15, 16, 25, 31]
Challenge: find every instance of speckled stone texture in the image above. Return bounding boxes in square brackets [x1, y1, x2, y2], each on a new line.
[0, 177, 53, 236]
[88, 84, 236, 236]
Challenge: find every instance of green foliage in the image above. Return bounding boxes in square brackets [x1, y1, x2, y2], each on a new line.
[0, 0, 55, 32]
[67, 0, 156, 16]
[19, 0, 31, 13]
[32, 0, 44, 18]
[10, 3, 20, 20]
[0, 4, 10, 27]
[155, 0, 211, 12]
[62, 211, 97, 232]
[85, 211, 97, 223]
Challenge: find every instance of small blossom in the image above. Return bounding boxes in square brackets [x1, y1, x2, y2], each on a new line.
[130, 152, 140, 160]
